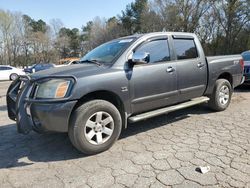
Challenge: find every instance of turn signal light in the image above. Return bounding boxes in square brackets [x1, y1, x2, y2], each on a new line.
[55, 81, 70, 98]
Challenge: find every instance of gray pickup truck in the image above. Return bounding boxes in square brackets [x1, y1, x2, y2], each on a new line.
[7, 32, 244, 154]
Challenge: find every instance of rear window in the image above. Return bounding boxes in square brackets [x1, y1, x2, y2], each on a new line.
[173, 39, 198, 60]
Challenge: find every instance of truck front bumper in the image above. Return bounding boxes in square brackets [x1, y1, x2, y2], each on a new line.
[7, 76, 77, 134]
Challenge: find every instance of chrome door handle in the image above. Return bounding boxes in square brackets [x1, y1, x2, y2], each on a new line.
[197, 62, 205, 68]
[166, 67, 175, 73]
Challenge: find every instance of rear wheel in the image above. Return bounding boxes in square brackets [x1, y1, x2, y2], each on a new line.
[10, 73, 18, 81]
[69, 100, 122, 154]
[208, 79, 232, 111]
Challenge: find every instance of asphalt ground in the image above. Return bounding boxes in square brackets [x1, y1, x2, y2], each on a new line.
[0, 81, 250, 187]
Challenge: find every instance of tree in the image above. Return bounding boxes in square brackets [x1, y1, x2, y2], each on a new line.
[57, 27, 82, 57]
[213, 0, 250, 54]
[120, 0, 149, 34]
[0, 10, 13, 65]
[80, 16, 126, 55]
[1, 0, 250, 66]
[139, 1, 163, 32]
[9, 12, 24, 66]
[50, 18, 63, 38]
[152, 0, 212, 32]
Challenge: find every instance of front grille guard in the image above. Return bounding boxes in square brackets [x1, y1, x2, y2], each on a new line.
[7, 75, 77, 134]
[6, 75, 35, 134]
[7, 74, 77, 120]
[7, 75, 31, 121]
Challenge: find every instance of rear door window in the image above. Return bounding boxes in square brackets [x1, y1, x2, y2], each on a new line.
[173, 39, 198, 60]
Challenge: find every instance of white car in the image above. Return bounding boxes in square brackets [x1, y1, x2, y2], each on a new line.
[0, 65, 25, 81]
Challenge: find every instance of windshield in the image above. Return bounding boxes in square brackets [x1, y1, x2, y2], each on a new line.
[29, 64, 36, 68]
[80, 38, 134, 64]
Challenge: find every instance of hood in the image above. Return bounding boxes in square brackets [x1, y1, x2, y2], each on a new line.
[30, 64, 106, 79]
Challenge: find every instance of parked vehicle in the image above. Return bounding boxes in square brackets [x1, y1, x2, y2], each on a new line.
[62, 60, 79, 66]
[56, 59, 80, 67]
[24, 63, 55, 73]
[0, 65, 25, 81]
[241, 50, 250, 83]
[7, 32, 244, 154]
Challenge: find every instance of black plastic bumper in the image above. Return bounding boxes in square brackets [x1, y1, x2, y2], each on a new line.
[6, 76, 77, 134]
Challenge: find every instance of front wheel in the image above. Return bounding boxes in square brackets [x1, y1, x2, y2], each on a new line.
[208, 79, 232, 111]
[69, 100, 122, 154]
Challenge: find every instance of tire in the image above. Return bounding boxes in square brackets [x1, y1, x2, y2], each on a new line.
[69, 100, 122, 154]
[10, 73, 18, 81]
[208, 79, 232, 111]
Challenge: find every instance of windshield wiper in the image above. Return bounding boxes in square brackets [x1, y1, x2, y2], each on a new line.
[80, 59, 102, 66]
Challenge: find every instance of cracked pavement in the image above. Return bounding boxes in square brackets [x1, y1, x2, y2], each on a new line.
[0, 81, 250, 188]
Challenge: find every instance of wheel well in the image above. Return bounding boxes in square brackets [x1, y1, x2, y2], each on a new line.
[72, 90, 127, 129]
[218, 72, 233, 86]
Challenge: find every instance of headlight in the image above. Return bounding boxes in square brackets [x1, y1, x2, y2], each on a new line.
[35, 79, 73, 99]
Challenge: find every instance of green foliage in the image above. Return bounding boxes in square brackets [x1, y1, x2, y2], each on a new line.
[120, 0, 148, 34]
[58, 27, 81, 57]
[22, 15, 47, 33]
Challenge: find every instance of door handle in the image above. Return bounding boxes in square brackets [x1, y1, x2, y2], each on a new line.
[166, 67, 175, 73]
[197, 62, 205, 68]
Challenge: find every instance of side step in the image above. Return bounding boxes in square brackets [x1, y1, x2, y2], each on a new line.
[128, 96, 209, 123]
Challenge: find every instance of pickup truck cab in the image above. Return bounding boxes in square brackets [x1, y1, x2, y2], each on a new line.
[7, 32, 244, 154]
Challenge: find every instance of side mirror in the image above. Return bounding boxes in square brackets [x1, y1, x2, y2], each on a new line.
[132, 52, 150, 64]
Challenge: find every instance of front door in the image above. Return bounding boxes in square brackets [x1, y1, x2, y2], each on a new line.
[129, 38, 178, 114]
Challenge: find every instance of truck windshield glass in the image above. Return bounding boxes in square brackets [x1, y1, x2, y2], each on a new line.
[80, 39, 134, 64]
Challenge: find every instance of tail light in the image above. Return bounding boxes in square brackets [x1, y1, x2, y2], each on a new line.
[239, 59, 244, 70]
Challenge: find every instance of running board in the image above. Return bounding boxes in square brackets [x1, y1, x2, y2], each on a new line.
[128, 97, 209, 123]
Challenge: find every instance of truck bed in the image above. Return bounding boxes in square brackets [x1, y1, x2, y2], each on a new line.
[206, 55, 242, 62]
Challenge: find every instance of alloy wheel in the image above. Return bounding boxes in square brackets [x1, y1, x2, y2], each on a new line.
[84, 111, 114, 145]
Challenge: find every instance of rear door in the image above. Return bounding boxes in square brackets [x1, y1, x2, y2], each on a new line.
[130, 38, 178, 114]
[172, 37, 207, 101]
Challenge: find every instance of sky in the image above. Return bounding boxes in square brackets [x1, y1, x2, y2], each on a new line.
[0, 0, 134, 29]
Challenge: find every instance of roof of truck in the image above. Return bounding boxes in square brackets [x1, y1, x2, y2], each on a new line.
[118, 32, 196, 40]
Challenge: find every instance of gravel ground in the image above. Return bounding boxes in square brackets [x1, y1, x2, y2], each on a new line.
[0, 81, 250, 188]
